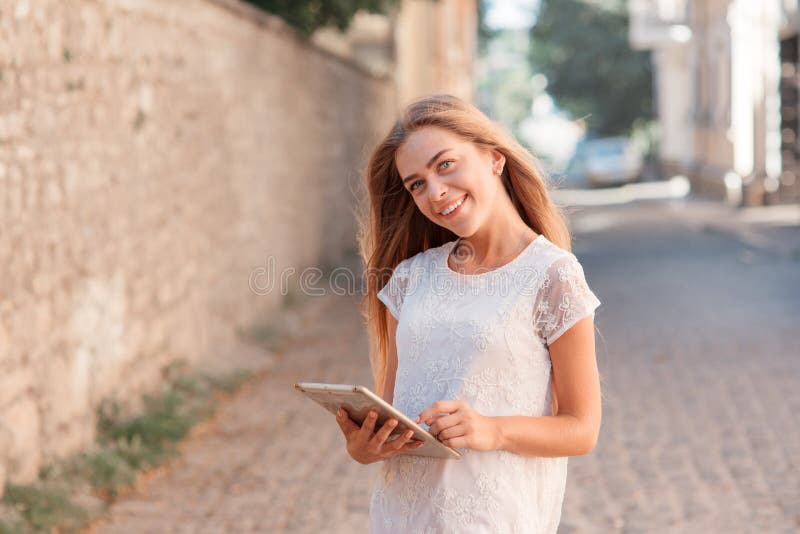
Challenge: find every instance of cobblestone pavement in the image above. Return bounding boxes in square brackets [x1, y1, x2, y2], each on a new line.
[563, 199, 800, 533]
[92, 291, 379, 534]
[94, 198, 800, 533]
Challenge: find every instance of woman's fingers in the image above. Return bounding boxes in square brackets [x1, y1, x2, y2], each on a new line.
[397, 438, 425, 454]
[417, 400, 461, 424]
[359, 410, 379, 439]
[428, 413, 459, 436]
[387, 429, 415, 451]
[436, 423, 464, 441]
[336, 407, 427, 462]
[372, 418, 399, 446]
[336, 408, 359, 436]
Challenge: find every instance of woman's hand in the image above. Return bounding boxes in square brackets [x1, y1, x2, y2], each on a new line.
[335, 407, 424, 464]
[416, 400, 500, 452]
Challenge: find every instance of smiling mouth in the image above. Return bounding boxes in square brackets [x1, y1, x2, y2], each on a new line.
[438, 194, 468, 218]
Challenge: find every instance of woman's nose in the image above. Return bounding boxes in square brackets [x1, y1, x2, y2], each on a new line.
[427, 178, 448, 202]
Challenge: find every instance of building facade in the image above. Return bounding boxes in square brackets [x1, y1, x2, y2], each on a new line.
[630, 0, 800, 206]
[312, 0, 478, 108]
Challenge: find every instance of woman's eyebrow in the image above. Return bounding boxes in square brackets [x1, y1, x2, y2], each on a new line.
[402, 148, 453, 185]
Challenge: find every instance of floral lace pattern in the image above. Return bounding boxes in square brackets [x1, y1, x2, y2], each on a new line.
[533, 254, 602, 346]
[373, 235, 601, 533]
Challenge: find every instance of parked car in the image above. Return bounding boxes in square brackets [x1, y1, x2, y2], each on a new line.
[566, 137, 643, 188]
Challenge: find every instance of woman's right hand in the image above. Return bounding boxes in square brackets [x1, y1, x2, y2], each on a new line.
[335, 407, 424, 464]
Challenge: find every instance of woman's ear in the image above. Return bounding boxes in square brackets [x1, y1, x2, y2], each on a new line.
[490, 149, 506, 173]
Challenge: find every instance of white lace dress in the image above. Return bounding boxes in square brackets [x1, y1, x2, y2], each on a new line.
[371, 234, 602, 534]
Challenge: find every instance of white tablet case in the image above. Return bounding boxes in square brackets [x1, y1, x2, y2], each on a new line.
[294, 382, 462, 460]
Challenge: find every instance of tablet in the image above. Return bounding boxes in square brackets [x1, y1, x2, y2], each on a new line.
[294, 382, 461, 460]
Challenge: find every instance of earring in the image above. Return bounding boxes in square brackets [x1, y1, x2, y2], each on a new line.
[496, 168, 502, 176]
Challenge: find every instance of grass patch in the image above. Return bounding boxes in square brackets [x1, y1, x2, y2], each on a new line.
[206, 370, 252, 394]
[0, 520, 26, 534]
[238, 323, 294, 353]
[2, 484, 88, 533]
[1, 364, 253, 533]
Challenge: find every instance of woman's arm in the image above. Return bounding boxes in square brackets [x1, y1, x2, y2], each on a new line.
[417, 314, 601, 457]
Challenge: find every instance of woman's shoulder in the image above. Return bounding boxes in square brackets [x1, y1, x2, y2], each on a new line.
[387, 245, 439, 282]
[527, 234, 577, 270]
[396, 241, 451, 270]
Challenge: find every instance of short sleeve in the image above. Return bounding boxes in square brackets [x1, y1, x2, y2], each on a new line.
[533, 254, 601, 346]
[377, 258, 413, 320]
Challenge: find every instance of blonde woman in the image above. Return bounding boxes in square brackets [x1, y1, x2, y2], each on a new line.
[335, 94, 603, 533]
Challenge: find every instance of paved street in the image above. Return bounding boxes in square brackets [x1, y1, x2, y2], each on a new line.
[93, 196, 800, 533]
[561, 198, 800, 533]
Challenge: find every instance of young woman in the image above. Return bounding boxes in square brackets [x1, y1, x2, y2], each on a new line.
[335, 94, 603, 533]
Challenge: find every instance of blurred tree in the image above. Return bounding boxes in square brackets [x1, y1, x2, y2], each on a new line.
[245, 0, 400, 36]
[477, 29, 535, 138]
[530, 0, 652, 137]
[477, 0, 498, 55]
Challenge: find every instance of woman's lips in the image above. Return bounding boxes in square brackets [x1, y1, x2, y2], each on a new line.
[439, 194, 467, 219]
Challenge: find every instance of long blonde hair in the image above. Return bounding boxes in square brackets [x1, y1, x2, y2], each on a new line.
[356, 94, 573, 401]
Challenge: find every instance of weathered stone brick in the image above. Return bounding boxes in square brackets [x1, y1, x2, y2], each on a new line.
[0, 0, 393, 497]
[1, 396, 41, 484]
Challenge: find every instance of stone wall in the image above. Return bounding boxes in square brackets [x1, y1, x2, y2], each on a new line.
[0, 0, 394, 489]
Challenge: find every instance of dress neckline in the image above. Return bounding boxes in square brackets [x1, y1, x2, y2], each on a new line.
[441, 234, 545, 279]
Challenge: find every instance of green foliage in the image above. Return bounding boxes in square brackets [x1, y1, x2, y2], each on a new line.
[237, 323, 292, 353]
[530, 0, 653, 136]
[0, 519, 27, 534]
[477, 0, 497, 55]
[244, 0, 399, 36]
[205, 370, 252, 394]
[78, 449, 137, 498]
[478, 59, 534, 139]
[3, 484, 88, 533]
[2, 365, 253, 533]
[98, 391, 201, 465]
[65, 79, 84, 92]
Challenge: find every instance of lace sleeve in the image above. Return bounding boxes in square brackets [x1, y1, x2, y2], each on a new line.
[376, 258, 413, 320]
[533, 254, 602, 346]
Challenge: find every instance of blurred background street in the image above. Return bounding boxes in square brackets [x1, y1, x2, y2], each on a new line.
[1, 0, 799, 533]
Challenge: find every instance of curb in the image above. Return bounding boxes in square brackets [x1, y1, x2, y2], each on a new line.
[663, 199, 800, 261]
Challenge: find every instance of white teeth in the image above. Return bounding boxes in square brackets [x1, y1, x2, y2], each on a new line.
[441, 196, 465, 215]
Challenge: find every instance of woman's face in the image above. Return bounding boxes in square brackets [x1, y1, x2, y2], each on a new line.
[394, 126, 505, 236]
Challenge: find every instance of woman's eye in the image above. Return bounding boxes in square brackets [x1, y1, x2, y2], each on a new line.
[410, 179, 423, 191]
[438, 160, 454, 171]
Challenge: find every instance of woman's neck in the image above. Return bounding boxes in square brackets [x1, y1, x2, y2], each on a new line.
[452, 224, 537, 269]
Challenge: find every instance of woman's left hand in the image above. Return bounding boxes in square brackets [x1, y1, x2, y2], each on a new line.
[415, 400, 500, 452]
